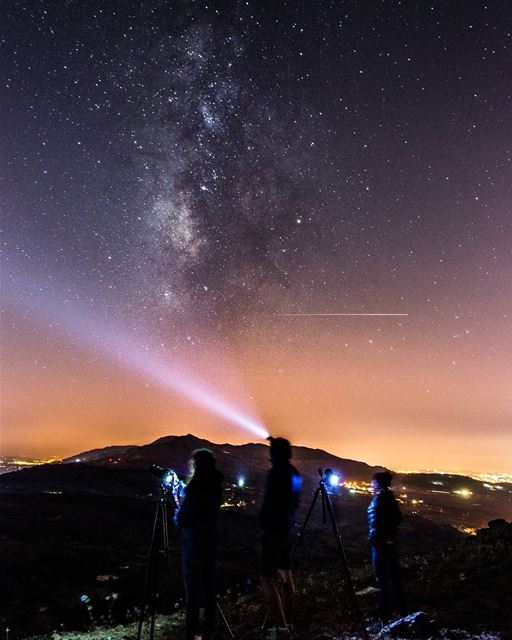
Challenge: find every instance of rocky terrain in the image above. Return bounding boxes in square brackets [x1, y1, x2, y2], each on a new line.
[15, 515, 512, 640]
[0, 435, 510, 639]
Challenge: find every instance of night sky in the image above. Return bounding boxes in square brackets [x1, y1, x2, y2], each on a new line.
[1, 1, 511, 473]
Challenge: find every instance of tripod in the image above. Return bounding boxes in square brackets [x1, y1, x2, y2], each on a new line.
[136, 484, 235, 640]
[292, 469, 370, 640]
[136, 485, 173, 640]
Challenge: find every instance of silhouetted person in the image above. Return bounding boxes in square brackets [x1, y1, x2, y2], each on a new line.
[259, 436, 302, 635]
[175, 449, 223, 640]
[367, 470, 406, 626]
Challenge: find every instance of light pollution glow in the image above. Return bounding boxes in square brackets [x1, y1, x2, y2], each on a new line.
[2, 286, 511, 475]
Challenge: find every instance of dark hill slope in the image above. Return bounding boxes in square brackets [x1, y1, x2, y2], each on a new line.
[0, 463, 151, 496]
[92, 433, 380, 486]
[0, 434, 376, 497]
[61, 445, 136, 464]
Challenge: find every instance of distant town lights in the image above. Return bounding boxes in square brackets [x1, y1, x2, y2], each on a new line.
[237, 477, 245, 488]
[454, 488, 473, 498]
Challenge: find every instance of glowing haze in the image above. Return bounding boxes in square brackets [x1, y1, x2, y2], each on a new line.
[1, 1, 511, 473]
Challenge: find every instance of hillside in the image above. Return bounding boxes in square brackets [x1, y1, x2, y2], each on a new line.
[1, 435, 510, 529]
[1, 435, 510, 638]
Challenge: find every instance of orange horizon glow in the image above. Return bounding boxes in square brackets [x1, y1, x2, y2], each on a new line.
[1, 308, 511, 476]
[1, 429, 510, 478]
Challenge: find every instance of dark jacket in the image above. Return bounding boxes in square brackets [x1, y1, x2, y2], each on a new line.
[259, 462, 302, 532]
[175, 468, 223, 531]
[368, 488, 402, 544]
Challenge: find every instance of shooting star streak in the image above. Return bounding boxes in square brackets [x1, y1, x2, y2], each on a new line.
[275, 313, 409, 317]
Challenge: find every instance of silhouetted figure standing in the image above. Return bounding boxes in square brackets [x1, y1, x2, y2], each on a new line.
[175, 449, 223, 640]
[259, 436, 302, 635]
[367, 470, 406, 625]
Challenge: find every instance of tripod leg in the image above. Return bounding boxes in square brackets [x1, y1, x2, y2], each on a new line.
[160, 498, 174, 584]
[217, 602, 235, 639]
[291, 487, 321, 557]
[161, 499, 171, 559]
[322, 487, 370, 640]
[137, 500, 162, 640]
[260, 608, 271, 631]
[148, 502, 163, 640]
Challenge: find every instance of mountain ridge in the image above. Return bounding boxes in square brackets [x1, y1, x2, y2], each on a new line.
[0, 434, 383, 499]
[2, 435, 511, 531]
[69, 433, 381, 483]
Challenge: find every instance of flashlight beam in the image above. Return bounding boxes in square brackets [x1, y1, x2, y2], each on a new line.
[4, 260, 269, 441]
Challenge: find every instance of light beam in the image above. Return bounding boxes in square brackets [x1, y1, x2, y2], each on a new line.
[4, 260, 268, 440]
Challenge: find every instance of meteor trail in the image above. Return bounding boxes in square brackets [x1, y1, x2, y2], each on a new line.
[275, 313, 409, 317]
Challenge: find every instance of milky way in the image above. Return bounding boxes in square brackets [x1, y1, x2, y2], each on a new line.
[1, 1, 511, 471]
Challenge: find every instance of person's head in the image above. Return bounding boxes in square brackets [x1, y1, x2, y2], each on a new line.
[267, 436, 292, 465]
[371, 470, 393, 492]
[191, 448, 216, 475]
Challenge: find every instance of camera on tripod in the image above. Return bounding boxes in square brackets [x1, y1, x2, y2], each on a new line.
[149, 463, 184, 506]
[292, 467, 370, 640]
[322, 468, 341, 491]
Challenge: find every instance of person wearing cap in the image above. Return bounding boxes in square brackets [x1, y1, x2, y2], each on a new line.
[175, 448, 224, 640]
[367, 470, 406, 626]
[259, 436, 302, 635]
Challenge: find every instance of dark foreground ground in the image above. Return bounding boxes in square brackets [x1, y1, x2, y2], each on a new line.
[1, 490, 511, 639]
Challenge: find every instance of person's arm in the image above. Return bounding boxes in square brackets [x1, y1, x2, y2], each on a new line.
[393, 495, 402, 526]
[259, 469, 277, 528]
[381, 492, 400, 541]
[174, 480, 197, 528]
[369, 493, 384, 543]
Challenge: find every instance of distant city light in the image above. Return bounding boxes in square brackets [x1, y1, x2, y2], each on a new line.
[396, 469, 512, 485]
[454, 488, 473, 498]
[456, 526, 477, 536]
[341, 480, 372, 494]
[237, 477, 245, 488]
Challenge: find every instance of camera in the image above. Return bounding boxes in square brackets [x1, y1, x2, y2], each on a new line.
[150, 464, 185, 506]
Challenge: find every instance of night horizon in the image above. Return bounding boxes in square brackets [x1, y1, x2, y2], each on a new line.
[2, 2, 511, 477]
[3, 432, 511, 479]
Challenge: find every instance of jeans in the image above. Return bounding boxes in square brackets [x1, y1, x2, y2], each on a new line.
[371, 542, 406, 623]
[182, 528, 217, 640]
